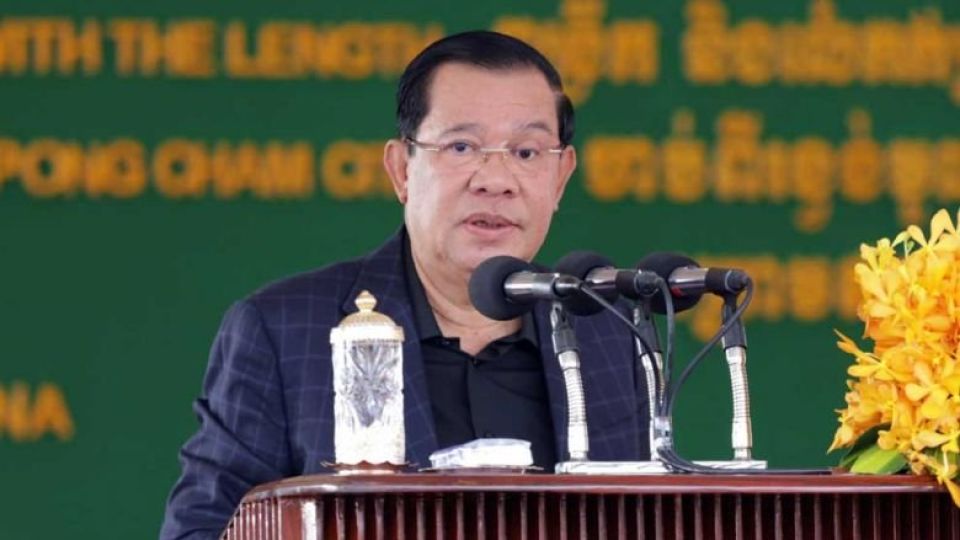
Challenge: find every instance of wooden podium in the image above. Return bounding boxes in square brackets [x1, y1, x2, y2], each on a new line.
[222, 472, 958, 539]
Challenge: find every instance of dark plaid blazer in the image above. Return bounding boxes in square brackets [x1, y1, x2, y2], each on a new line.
[160, 229, 649, 539]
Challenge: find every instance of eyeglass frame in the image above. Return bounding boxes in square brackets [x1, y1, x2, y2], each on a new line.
[403, 136, 566, 174]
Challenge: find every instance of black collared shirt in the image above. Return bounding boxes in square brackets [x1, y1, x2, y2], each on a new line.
[403, 239, 558, 470]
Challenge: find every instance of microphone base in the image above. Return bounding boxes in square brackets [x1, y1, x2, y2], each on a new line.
[555, 460, 670, 475]
[555, 459, 768, 475]
[695, 459, 767, 470]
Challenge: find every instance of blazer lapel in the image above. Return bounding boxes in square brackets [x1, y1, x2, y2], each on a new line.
[339, 229, 438, 468]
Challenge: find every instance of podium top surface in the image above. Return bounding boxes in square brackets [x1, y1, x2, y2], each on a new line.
[241, 472, 945, 503]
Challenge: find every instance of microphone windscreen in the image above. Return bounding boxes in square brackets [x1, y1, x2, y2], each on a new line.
[635, 252, 702, 314]
[469, 255, 538, 321]
[554, 251, 618, 316]
[705, 267, 750, 294]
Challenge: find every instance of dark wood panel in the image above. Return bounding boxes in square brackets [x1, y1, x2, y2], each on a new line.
[241, 472, 945, 502]
[224, 473, 959, 540]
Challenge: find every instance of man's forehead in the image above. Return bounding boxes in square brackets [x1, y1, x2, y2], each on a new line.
[419, 63, 559, 136]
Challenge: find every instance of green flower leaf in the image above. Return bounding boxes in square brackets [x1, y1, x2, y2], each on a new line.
[837, 424, 887, 470]
[849, 444, 908, 475]
[929, 449, 960, 479]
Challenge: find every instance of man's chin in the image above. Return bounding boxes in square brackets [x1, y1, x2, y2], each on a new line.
[447, 226, 541, 272]
[458, 245, 532, 274]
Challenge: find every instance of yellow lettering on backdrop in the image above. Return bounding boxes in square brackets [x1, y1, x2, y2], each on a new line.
[165, 20, 216, 77]
[683, 0, 729, 84]
[321, 140, 392, 200]
[253, 142, 314, 198]
[583, 137, 657, 202]
[31, 384, 75, 441]
[0, 137, 314, 199]
[27, 19, 57, 74]
[153, 139, 208, 198]
[787, 258, 832, 321]
[212, 141, 314, 199]
[0, 138, 21, 189]
[0, 381, 74, 442]
[57, 19, 102, 75]
[224, 21, 443, 79]
[761, 140, 791, 202]
[933, 141, 960, 202]
[0, 18, 31, 74]
[108, 19, 139, 75]
[154, 139, 316, 198]
[583, 138, 628, 201]
[20, 139, 84, 197]
[790, 137, 834, 233]
[211, 142, 263, 198]
[494, 0, 660, 104]
[839, 110, 883, 204]
[661, 109, 706, 203]
[83, 139, 147, 198]
[835, 255, 861, 321]
[576, 107, 960, 233]
[1, 382, 32, 441]
[681, 0, 960, 106]
[887, 139, 931, 226]
[108, 18, 215, 77]
[0, 18, 102, 75]
[687, 255, 858, 341]
[713, 110, 764, 202]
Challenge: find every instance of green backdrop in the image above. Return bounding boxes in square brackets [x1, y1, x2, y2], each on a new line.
[2, 0, 960, 537]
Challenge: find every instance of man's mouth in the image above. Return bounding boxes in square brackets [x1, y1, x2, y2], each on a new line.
[465, 213, 516, 230]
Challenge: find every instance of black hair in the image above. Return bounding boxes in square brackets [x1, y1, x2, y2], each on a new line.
[395, 30, 575, 146]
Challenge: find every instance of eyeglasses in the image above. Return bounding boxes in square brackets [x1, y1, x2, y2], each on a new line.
[405, 137, 564, 176]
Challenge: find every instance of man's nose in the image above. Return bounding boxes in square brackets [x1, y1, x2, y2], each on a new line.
[469, 150, 518, 195]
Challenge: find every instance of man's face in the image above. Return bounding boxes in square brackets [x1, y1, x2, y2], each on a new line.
[385, 63, 576, 276]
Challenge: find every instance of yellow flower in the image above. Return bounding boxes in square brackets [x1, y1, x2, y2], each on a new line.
[833, 208, 960, 507]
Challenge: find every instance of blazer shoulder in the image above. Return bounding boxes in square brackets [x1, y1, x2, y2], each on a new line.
[238, 257, 366, 329]
[250, 257, 364, 300]
[246, 228, 405, 307]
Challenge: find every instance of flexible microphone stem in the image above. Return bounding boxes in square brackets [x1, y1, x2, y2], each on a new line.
[632, 303, 663, 459]
[725, 346, 753, 460]
[550, 301, 589, 463]
[721, 294, 753, 461]
[577, 282, 827, 475]
[638, 352, 660, 457]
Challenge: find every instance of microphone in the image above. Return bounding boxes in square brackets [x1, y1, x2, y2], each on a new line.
[552, 251, 620, 316]
[469, 255, 580, 321]
[554, 251, 660, 302]
[635, 252, 750, 314]
[556, 252, 669, 461]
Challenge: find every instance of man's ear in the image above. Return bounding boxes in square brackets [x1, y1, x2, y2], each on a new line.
[553, 145, 577, 210]
[383, 139, 410, 204]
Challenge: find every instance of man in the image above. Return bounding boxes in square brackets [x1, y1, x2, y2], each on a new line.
[160, 30, 647, 539]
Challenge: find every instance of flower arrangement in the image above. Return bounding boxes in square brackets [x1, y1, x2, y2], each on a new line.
[830, 209, 960, 504]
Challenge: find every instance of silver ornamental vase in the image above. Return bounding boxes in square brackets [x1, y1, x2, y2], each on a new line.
[330, 290, 405, 470]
